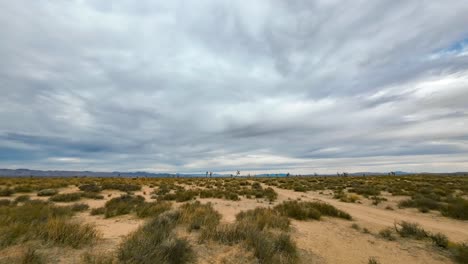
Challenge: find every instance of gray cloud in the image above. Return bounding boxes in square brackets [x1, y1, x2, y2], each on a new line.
[1, 0, 468, 174]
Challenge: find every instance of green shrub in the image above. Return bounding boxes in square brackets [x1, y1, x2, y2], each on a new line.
[79, 184, 102, 193]
[441, 198, 468, 220]
[0, 199, 12, 206]
[101, 183, 141, 192]
[14, 185, 33, 193]
[452, 243, 468, 264]
[37, 189, 58, 196]
[49, 192, 82, 202]
[81, 192, 105, 200]
[0, 188, 14, 197]
[71, 203, 90, 212]
[15, 195, 31, 203]
[104, 195, 145, 218]
[274, 200, 321, 220]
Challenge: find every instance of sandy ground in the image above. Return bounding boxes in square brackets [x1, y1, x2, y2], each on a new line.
[2, 184, 468, 263]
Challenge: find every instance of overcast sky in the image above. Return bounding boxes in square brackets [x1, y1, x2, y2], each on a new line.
[1, 1, 468, 174]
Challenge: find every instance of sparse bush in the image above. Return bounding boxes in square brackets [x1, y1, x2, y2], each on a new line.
[79, 184, 102, 193]
[104, 195, 145, 218]
[49, 192, 82, 202]
[118, 211, 194, 264]
[395, 221, 427, 240]
[0, 199, 12, 206]
[351, 223, 360, 230]
[81, 192, 105, 200]
[15, 195, 31, 203]
[0, 188, 14, 197]
[441, 198, 468, 220]
[102, 183, 141, 192]
[37, 189, 58, 196]
[179, 201, 221, 231]
[71, 203, 90, 212]
[368, 257, 380, 264]
[274, 200, 321, 220]
[136, 201, 172, 218]
[21, 248, 45, 264]
[430, 233, 448, 248]
[236, 208, 290, 231]
[82, 252, 115, 264]
[91, 207, 105, 215]
[452, 243, 468, 264]
[379, 228, 395, 241]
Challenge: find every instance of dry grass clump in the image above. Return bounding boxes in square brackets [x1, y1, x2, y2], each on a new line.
[135, 201, 172, 218]
[81, 252, 116, 264]
[236, 207, 290, 231]
[394, 221, 428, 240]
[201, 207, 298, 264]
[178, 201, 221, 231]
[274, 200, 352, 220]
[118, 211, 195, 264]
[0, 200, 98, 248]
[378, 228, 396, 241]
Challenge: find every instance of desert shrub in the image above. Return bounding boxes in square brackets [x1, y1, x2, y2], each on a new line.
[79, 184, 102, 193]
[15, 195, 31, 203]
[264, 187, 278, 202]
[247, 231, 298, 264]
[308, 201, 352, 220]
[37, 189, 58, 196]
[351, 223, 360, 230]
[118, 211, 194, 264]
[274, 200, 321, 220]
[236, 208, 289, 231]
[91, 207, 105, 215]
[82, 252, 115, 264]
[368, 257, 380, 264]
[378, 228, 396, 241]
[104, 195, 145, 218]
[136, 201, 172, 218]
[0, 201, 96, 248]
[441, 198, 468, 220]
[14, 185, 33, 193]
[452, 243, 468, 264]
[81, 192, 105, 200]
[179, 201, 221, 231]
[71, 203, 90, 212]
[0, 188, 14, 197]
[395, 221, 427, 240]
[49, 192, 82, 202]
[430, 233, 448, 248]
[371, 196, 387, 205]
[21, 248, 45, 264]
[174, 190, 197, 202]
[0, 199, 12, 206]
[348, 186, 381, 196]
[399, 196, 440, 211]
[101, 183, 141, 192]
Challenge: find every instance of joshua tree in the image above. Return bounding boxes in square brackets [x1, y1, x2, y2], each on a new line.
[236, 170, 240, 177]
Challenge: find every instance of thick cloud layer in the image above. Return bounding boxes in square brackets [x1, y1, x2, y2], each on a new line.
[1, 1, 468, 174]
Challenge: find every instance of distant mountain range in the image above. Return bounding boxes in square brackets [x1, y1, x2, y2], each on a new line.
[0, 169, 466, 177]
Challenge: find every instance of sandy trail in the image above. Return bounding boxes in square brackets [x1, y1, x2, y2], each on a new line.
[271, 187, 468, 243]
